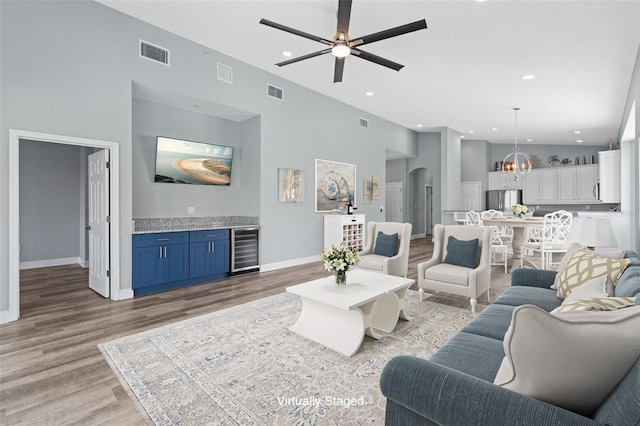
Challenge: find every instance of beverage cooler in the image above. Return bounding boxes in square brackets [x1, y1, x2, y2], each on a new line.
[230, 228, 260, 274]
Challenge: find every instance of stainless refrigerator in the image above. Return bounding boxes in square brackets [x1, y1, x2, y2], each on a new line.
[486, 190, 522, 212]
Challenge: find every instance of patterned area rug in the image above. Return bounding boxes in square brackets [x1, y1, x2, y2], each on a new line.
[99, 290, 473, 425]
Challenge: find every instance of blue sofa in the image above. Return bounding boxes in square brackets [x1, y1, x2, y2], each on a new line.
[380, 251, 640, 425]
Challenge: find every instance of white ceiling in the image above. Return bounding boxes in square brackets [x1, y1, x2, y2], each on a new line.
[100, 0, 640, 147]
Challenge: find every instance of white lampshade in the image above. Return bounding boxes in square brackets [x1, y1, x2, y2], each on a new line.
[567, 217, 618, 249]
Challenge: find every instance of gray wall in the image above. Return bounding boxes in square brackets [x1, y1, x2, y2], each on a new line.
[19, 140, 84, 262]
[461, 140, 491, 210]
[132, 98, 260, 218]
[0, 0, 417, 310]
[408, 132, 443, 227]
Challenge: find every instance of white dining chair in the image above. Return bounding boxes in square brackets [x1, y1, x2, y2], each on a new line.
[521, 210, 573, 269]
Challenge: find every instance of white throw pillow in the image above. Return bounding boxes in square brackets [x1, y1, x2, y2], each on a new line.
[494, 304, 640, 416]
[561, 275, 608, 304]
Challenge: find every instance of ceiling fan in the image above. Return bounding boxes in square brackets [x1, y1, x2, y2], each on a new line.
[260, 0, 427, 83]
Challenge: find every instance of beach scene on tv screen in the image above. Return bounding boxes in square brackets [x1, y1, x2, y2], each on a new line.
[155, 137, 233, 185]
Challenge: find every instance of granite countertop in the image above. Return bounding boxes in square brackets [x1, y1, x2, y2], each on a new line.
[133, 216, 260, 234]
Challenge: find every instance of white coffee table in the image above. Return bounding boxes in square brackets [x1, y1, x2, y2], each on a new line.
[286, 269, 414, 357]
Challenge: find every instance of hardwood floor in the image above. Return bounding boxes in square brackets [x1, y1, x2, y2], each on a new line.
[0, 237, 476, 425]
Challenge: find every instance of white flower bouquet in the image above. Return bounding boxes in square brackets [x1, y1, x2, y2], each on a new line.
[320, 242, 360, 284]
[511, 204, 530, 218]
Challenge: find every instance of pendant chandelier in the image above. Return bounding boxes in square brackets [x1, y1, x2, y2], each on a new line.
[502, 107, 532, 181]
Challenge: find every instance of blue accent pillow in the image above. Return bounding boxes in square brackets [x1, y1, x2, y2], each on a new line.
[443, 236, 479, 268]
[373, 231, 399, 257]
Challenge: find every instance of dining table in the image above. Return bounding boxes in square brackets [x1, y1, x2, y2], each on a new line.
[482, 216, 553, 272]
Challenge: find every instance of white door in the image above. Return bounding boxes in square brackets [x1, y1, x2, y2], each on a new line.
[88, 150, 110, 297]
[461, 181, 481, 211]
[385, 182, 403, 222]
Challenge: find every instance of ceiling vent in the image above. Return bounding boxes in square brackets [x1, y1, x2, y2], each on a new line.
[267, 84, 284, 101]
[139, 40, 169, 66]
[359, 118, 369, 129]
[217, 63, 233, 84]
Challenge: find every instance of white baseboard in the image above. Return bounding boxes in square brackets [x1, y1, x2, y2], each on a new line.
[0, 309, 18, 324]
[20, 256, 86, 270]
[260, 255, 319, 272]
[411, 233, 427, 239]
[117, 289, 134, 300]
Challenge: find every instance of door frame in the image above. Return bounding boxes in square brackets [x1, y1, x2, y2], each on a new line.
[424, 185, 433, 235]
[8, 129, 121, 323]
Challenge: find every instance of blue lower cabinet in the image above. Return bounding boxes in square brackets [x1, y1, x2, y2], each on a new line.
[163, 243, 190, 283]
[189, 230, 230, 278]
[132, 229, 230, 296]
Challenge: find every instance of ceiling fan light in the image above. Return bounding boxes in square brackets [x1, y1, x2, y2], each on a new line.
[332, 44, 351, 58]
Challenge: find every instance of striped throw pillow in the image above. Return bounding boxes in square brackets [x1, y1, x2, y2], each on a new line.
[556, 248, 630, 300]
[551, 297, 636, 313]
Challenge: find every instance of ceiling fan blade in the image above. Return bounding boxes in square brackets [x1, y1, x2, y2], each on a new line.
[333, 57, 345, 83]
[260, 19, 333, 46]
[351, 48, 404, 71]
[276, 49, 332, 67]
[350, 19, 427, 47]
[336, 0, 352, 39]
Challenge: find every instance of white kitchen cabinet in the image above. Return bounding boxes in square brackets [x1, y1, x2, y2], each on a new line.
[523, 168, 557, 204]
[324, 214, 365, 251]
[556, 165, 599, 203]
[598, 150, 621, 203]
[488, 171, 523, 190]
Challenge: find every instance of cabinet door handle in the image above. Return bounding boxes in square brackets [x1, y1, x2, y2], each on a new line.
[156, 238, 170, 241]
[163, 246, 167, 258]
[159, 246, 163, 258]
[211, 241, 215, 252]
[208, 242, 212, 252]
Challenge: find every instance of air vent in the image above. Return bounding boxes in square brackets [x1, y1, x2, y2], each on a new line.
[217, 63, 233, 84]
[359, 118, 369, 129]
[267, 84, 284, 101]
[139, 40, 169, 66]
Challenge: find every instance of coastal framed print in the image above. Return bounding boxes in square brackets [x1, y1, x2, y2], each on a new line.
[363, 175, 381, 204]
[315, 159, 356, 212]
[278, 168, 305, 202]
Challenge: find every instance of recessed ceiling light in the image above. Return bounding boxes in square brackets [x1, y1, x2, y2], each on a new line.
[469, 130, 474, 134]
[573, 130, 582, 134]
[521, 74, 535, 80]
[417, 124, 423, 128]
[526, 138, 533, 142]
[366, 91, 373, 96]
[461, 135, 465, 138]
[491, 127, 498, 131]
[282, 51, 292, 57]
[577, 139, 584, 143]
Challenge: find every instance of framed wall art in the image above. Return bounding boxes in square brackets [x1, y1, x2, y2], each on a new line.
[315, 159, 356, 212]
[278, 168, 305, 203]
[363, 175, 381, 204]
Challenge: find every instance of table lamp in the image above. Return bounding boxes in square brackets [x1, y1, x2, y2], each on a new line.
[567, 217, 618, 250]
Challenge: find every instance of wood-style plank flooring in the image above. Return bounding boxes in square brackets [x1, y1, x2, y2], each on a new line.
[0, 237, 502, 425]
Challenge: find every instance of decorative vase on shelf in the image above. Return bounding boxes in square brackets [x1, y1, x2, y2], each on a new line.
[335, 270, 347, 285]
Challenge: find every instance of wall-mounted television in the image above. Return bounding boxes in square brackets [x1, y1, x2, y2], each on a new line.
[154, 136, 234, 186]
